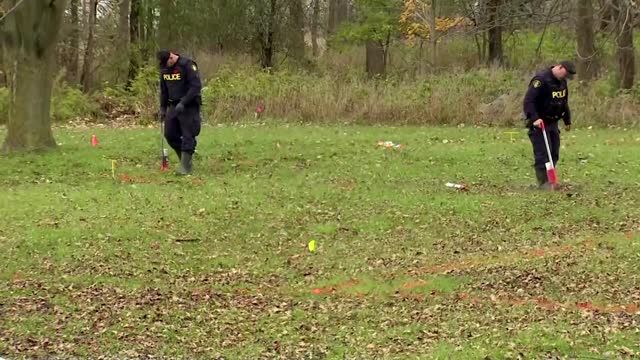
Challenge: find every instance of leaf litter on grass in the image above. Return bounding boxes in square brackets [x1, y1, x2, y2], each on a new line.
[1, 125, 640, 358]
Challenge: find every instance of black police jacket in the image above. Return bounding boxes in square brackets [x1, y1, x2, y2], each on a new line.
[160, 55, 202, 109]
[522, 68, 571, 128]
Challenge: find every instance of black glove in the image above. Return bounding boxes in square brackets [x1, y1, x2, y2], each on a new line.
[175, 102, 185, 114]
[160, 108, 167, 122]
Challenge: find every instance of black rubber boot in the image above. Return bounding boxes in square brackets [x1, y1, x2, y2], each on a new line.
[535, 167, 547, 186]
[536, 167, 556, 190]
[176, 152, 192, 176]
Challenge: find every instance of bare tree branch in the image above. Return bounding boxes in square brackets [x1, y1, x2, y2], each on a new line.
[0, 0, 28, 24]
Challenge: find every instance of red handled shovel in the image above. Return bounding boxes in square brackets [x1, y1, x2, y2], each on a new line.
[540, 122, 558, 188]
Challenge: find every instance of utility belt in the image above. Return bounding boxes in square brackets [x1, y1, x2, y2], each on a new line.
[538, 117, 561, 131]
[543, 111, 565, 123]
[526, 116, 561, 130]
[168, 97, 201, 107]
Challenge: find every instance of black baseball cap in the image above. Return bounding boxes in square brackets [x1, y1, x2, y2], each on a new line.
[156, 50, 170, 67]
[559, 60, 576, 79]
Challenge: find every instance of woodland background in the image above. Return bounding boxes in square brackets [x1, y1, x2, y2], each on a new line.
[1, 0, 638, 128]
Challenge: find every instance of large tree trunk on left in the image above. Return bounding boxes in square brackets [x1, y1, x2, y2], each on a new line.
[1, 0, 68, 153]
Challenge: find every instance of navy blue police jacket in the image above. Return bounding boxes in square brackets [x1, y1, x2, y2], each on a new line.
[522, 68, 571, 129]
[160, 55, 202, 110]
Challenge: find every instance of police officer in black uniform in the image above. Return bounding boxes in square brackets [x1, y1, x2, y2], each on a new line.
[523, 60, 576, 188]
[157, 49, 202, 175]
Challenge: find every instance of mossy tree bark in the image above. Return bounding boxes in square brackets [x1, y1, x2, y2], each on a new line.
[1, 0, 67, 153]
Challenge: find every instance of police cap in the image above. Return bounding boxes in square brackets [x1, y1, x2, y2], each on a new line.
[157, 49, 170, 67]
[559, 60, 576, 79]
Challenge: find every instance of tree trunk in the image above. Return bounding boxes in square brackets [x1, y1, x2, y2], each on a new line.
[429, 0, 438, 68]
[482, 31, 487, 63]
[576, 0, 597, 80]
[473, 33, 483, 64]
[328, 0, 348, 35]
[1, 0, 67, 153]
[0, 46, 4, 88]
[128, 0, 141, 86]
[130, 0, 140, 43]
[142, 0, 155, 60]
[288, 0, 305, 61]
[259, 0, 277, 69]
[0, 6, 3, 87]
[144, 0, 153, 43]
[159, 0, 175, 49]
[487, 0, 503, 66]
[80, 0, 97, 92]
[366, 40, 385, 77]
[311, 0, 320, 57]
[118, 0, 131, 83]
[337, 0, 348, 24]
[82, 0, 89, 38]
[616, 0, 634, 89]
[67, 0, 80, 84]
[418, 39, 425, 76]
[328, 0, 336, 34]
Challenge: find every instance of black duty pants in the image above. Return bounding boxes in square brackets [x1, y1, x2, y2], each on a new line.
[528, 123, 560, 170]
[164, 104, 201, 155]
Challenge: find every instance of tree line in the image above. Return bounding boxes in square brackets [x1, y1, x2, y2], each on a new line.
[0, 0, 637, 152]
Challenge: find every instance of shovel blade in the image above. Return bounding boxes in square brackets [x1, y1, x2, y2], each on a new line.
[545, 162, 558, 184]
[161, 148, 169, 171]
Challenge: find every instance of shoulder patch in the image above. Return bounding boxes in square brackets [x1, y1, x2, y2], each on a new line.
[531, 79, 542, 88]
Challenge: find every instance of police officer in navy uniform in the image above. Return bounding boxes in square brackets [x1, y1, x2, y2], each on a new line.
[523, 60, 576, 188]
[157, 49, 202, 175]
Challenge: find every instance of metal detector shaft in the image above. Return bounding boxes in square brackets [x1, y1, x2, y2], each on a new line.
[159, 112, 168, 170]
[160, 112, 164, 158]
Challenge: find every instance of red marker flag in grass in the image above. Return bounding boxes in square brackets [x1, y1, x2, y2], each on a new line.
[255, 103, 264, 119]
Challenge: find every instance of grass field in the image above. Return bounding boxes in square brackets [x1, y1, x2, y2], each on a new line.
[1, 123, 639, 359]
